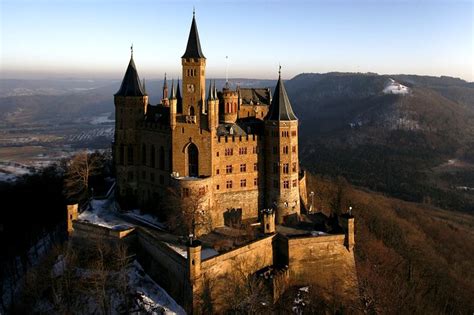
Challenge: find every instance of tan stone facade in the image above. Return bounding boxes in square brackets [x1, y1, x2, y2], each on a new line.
[113, 14, 302, 228]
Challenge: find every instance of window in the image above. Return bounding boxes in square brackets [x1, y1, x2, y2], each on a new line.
[216, 185, 220, 190]
[127, 145, 134, 165]
[119, 145, 125, 165]
[273, 162, 279, 174]
[254, 178, 258, 186]
[252, 146, 258, 154]
[226, 180, 233, 189]
[142, 144, 147, 165]
[292, 179, 298, 187]
[292, 162, 297, 172]
[283, 163, 289, 174]
[283, 146, 289, 154]
[240, 164, 246, 172]
[216, 151, 219, 157]
[226, 165, 233, 174]
[292, 145, 297, 153]
[183, 188, 190, 197]
[240, 179, 246, 187]
[150, 145, 155, 167]
[273, 180, 279, 189]
[198, 187, 206, 196]
[273, 146, 278, 154]
[239, 147, 247, 155]
[254, 163, 258, 171]
[283, 181, 289, 189]
[282, 131, 289, 137]
[225, 148, 233, 156]
[216, 169, 220, 175]
[159, 146, 165, 170]
[291, 130, 297, 137]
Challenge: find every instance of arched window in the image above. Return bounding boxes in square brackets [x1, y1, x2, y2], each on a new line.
[187, 143, 198, 177]
[142, 144, 146, 165]
[150, 145, 155, 168]
[159, 146, 165, 170]
[189, 106, 195, 116]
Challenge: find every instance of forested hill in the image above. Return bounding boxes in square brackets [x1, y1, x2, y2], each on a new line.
[285, 73, 474, 213]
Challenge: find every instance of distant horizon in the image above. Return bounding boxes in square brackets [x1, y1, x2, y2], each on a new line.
[1, 0, 472, 82]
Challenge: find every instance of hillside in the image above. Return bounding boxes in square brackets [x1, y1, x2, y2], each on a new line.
[307, 174, 474, 314]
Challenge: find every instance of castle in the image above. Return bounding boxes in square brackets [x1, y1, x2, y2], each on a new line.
[113, 12, 301, 228]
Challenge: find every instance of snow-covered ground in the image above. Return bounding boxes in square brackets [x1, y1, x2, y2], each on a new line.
[164, 242, 219, 260]
[383, 78, 409, 95]
[0, 162, 33, 182]
[78, 197, 131, 229]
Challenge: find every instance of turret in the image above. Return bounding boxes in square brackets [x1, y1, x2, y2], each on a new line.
[162, 73, 169, 107]
[207, 80, 218, 131]
[261, 208, 276, 234]
[221, 82, 239, 123]
[264, 67, 300, 224]
[170, 79, 177, 130]
[113, 46, 148, 206]
[187, 240, 202, 281]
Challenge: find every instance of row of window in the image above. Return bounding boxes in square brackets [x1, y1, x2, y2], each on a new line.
[182, 185, 208, 197]
[216, 178, 258, 190]
[273, 162, 298, 174]
[141, 170, 165, 184]
[216, 163, 258, 175]
[221, 146, 257, 157]
[186, 68, 198, 77]
[270, 130, 297, 137]
[274, 179, 298, 189]
[118, 144, 170, 171]
[272, 145, 297, 155]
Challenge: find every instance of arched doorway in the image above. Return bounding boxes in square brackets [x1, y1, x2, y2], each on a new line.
[187, 143, 198, 177]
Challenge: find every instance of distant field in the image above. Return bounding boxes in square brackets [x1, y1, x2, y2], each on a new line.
[0, 146, 72, 165]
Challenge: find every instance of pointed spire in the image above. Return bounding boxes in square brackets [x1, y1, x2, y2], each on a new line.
[163, 73, 168, 88]
[170, 79, 176, 99]
[213, 80, 217, 99]
[115, 47, 146, 97]
[142, 78, 147, 94]
[207, 80, 213, 101]
[266, 66, 297, 121]
[176, 78, 183, 113]
[182, 11, 205, 59]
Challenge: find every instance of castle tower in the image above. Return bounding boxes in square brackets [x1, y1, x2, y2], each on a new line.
[113, 47, 148, 204]
[181, 11, 206, 118]
[221, 82, 239, 123]
[162, 73, 169, 106]
[264, 68, 300, 224]
[170, 79, 177, 130]
[207, 80, 219, 131]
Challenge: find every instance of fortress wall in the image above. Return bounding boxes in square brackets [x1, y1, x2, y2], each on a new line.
[72, 220, 135, 240]
[213, 189, 263, 226]
[199, 235, 276, 309]
[285, 234, 358, 296]
[136, 228, 189, 305]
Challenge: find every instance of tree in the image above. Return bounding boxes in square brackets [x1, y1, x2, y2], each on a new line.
[63, 151, 104, 204]
[163, 185, 212, 239]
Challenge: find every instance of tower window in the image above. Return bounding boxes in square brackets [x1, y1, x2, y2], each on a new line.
[283, 163, 289, 174]
[291, 130, 297, 137]
[240, 164, 246, 172]
[254, 178, 258, 186]
[292, 179, 298, 187]
[283, 181, 289, 189]
[216, 185, 220, 190]
[282, 131, 289, 137]
[254, 163, 258, 171]
[292, 162, 297, 172]
[240, 179, 246, 187]
[239, 147, 247, 155]
[216, 169, 220, 175]
[292, 145, 297, 153]
[226, 165, 233, 174]
[283, 146, 289, 154]
[225, 148, 233, 156]
[226, 180, 233, 189]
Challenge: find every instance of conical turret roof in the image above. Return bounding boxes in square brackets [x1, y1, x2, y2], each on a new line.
[266, 71, 297, 121]
[182, 13, 205, 59]
[115, 53, 146, 97]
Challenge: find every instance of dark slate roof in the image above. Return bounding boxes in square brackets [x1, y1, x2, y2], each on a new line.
[216, 118, 264, 136]
[115, 56, 146, 97]
[145, 104, 170, 125]
[239, 88, 271, 106]
[266, 76, 297, 121]
[182, 15, 205, 59]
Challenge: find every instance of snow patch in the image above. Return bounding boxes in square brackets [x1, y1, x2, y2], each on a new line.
[383, 78, 409, 95]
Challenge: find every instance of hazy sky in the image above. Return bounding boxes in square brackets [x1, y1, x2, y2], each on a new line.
[1, 0, 473, 81]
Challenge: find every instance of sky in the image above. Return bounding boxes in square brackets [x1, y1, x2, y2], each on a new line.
[1, 0, 473, 81]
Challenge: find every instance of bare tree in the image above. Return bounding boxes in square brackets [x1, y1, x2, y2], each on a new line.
[63, 151, 104, 204]
[163, 186, 212, 238]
